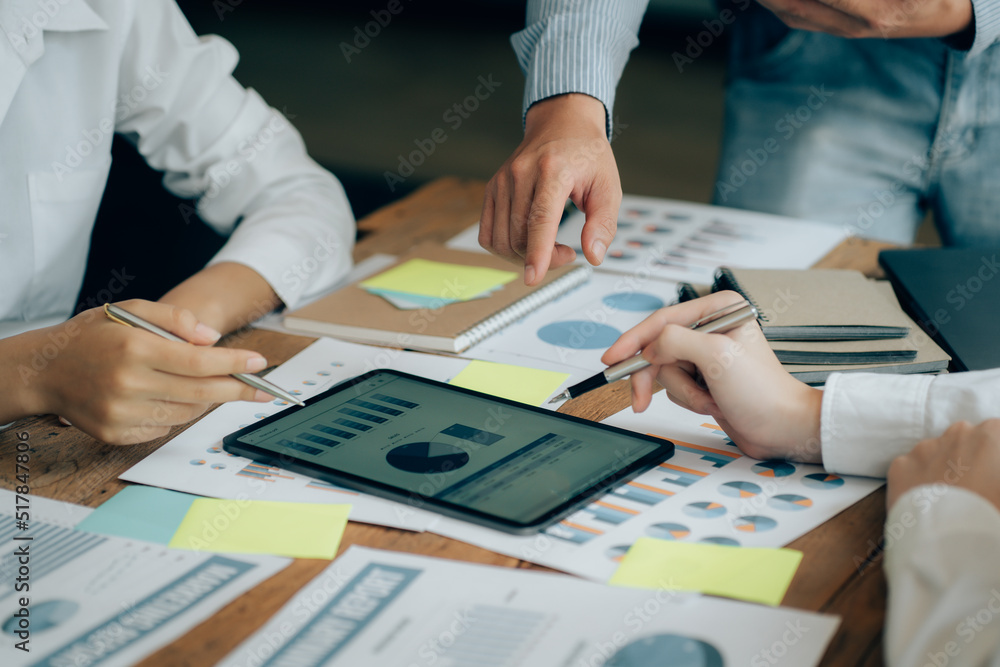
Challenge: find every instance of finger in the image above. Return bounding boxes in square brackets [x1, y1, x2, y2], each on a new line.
[491, 176, 518, 263]
[629, 365, 658, 412]
[577, 179, 620, 266]
[523, 171, 573, 286]
[478, 182, 497, 254]
[508, 177, 536, 262]
[551, 242, 578, 269]
[602, 292, 748, 366]
[156, 373, 273, 406]
[149, 341, 267, 378]
[657, 364, 716, 414]
[113, 299, 221, 346]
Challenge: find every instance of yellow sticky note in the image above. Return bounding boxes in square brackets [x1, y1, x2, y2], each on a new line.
[360, 259, 517, 301]
[449, 360, 570, 406]
[168, 499, 350, 560]
[609, 537, 802, 606]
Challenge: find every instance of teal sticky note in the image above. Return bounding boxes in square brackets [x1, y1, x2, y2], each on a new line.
[77, 486, 198, 544]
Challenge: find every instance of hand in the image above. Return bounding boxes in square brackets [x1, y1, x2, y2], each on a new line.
[887, 420, 1000, 511]
[17, 300, 272, 445]
[757, 0, 973, 39]
[602, 292, 823, 462]
[479, 93, 622, 286]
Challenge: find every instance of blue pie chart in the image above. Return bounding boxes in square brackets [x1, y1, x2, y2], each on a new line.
[683, 501, 726, 519]
[646, 522, 690, 540]
[752, 461, 797, 478]
[802, 473, 845, 490]
[700, 536, 740, 546]
[607, 634, 723, 667]
[733, 515, 778, 533]
[718, 481, 762, 499]
[537, 321, 621, 349]
[769, 494, 813, 512]
[602, 292, 666, 312]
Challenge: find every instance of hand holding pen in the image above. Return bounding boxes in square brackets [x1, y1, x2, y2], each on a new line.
[20, 300, 281, 445]
[551, 299, 758, 403]
[592, 291, 823, 463]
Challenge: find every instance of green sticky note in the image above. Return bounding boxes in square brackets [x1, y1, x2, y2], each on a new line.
[77, 486, 197, 544]
[449, 360, 570, 406]
[360, 259, 517, 301]
[168, 499, 351, 560]
[609, 538, 803, 606]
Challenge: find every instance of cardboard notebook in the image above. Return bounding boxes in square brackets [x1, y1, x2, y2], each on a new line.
[713, 267, 913, 340]
[284, 244, 591, 353]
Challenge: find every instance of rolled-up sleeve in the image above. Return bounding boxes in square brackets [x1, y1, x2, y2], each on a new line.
[967, 0, 1000, 58]
[821, 369, 1000, 477]
[512, 0, 649, 138]
[113, 0, 355, 310]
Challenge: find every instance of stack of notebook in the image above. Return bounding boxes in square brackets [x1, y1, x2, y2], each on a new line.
[679, 268, 951, 384]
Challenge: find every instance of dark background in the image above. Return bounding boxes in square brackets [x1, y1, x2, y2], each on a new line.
[79, 1, 729, 308]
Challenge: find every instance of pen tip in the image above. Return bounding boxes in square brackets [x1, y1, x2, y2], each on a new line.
[548, 393, 567, 404]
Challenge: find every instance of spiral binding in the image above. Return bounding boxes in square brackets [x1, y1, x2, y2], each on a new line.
[713, 267, 769, 323]
[455, 266, 593, 350]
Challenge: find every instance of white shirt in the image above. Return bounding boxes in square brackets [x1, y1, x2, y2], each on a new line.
[0, 0, 355, 340]
[821, 370, 1000, 666]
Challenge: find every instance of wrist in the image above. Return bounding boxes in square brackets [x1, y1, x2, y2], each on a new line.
[785, 383, 824, 463]
[524, 93, 607, 140]
[0, 328, 54, 421]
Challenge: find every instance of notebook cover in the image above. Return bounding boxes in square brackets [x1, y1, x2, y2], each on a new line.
[715, 268, 913, 339]
[880, 247, 1000, 372]
[783, 282, 950, 382]
[285, 244, 581, 351]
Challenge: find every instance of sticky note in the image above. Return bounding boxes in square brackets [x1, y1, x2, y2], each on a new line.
[449, 360, 570, 406]
[609, 538, 803, 606]
[168, 499, 351, 560]
[360, 259, 517, 301]
[77, 486, 197, 544]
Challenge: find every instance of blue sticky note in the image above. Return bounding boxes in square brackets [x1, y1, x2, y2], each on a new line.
[77, 486, 198, 544]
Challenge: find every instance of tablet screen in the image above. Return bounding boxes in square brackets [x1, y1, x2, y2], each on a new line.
[225, 370, 672, 532]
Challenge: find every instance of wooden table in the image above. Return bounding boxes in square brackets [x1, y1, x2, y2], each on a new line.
[0, 178, 897, 666]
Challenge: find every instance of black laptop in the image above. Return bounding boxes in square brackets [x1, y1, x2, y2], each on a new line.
[880, 248, 1000, 372]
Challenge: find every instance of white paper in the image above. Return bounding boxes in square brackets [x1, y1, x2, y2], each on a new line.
[120, 338, 475, 532]
[119, 338, 579, 532]
[0, 498, 286, 667]
[448, 195, 847, 284]
[461, 271, 678, 374]
[431, 393, 882, 582]
[219, 546, 840, 667]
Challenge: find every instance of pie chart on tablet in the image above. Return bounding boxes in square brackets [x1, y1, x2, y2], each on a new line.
[386, 442, 469, 474]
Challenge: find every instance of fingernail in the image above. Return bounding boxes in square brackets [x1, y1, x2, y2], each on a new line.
[592, 240, 607, 263]
[195, 322, 222, 342]
[254, 390, 272, 402]
[58, 416, 72, 427]
[246, 356, 268, 373]
[524, 265, 537, 285]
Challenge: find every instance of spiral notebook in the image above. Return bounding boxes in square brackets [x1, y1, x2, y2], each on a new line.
[284, 244, 591, 353]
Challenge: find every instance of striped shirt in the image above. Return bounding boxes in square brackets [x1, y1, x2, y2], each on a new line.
[510, 0, 1000, 139]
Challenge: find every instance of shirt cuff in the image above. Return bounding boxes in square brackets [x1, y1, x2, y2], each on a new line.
[820, 372, 934, 477]
[886, 484, 1000, 580]
[511, 11, 643, 139]
[960, 0, 1000, 57]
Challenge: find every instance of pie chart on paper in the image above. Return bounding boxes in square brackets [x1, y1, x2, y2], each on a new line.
[768, 494, 814, 512]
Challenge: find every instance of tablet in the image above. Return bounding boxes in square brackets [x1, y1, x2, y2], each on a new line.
[223, 369, 673, 534]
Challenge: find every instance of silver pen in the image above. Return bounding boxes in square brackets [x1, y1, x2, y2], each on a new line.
[103, 303, 305, 407]
[548, 301, 758, 403]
